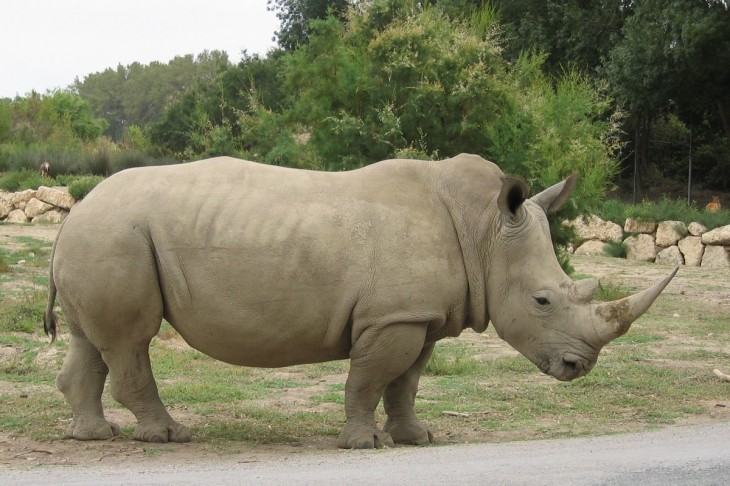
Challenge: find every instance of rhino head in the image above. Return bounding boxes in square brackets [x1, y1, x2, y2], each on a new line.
[485, 175, 676, 382]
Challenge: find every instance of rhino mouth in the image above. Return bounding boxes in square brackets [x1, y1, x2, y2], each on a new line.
[541, 353, 595, 382]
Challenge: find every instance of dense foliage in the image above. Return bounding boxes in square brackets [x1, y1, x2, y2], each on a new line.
[1, 0, 728, 205]
[151, 2, 619, 217]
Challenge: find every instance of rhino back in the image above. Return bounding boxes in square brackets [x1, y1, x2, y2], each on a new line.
[56, 157, 468, 367]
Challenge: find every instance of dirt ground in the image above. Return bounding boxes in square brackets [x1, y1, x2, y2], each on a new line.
[0, 222, 728, 470]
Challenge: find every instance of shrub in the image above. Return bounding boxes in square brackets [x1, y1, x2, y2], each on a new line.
[111, 149, 155, 172]
[67, 175, 104, 200]
[0, 170, 54, 191]
[603, 241, 628, 258]
[595, 197, 730, 229]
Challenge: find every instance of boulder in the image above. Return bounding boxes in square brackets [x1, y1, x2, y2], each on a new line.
[688, 222, 709, 237]
[24, 198, 54, 218]
[32, 209, 68, 223]
[678, 236, 705, 267]
[655, 221, 688, 247]
[624, 234, 657, 262]
[701, 225, 730, 246]
[0, 193, 12, 218]
[11, 189, 37, 210]
[36, 186, 75, 210]
[570, 215, 623, 243]
[624, 218, 657, 234]
[5, 209, 30, 223]
[573, 240, 608, 257]
[701, 245, 729, 268]
[655, 245, 684, 266]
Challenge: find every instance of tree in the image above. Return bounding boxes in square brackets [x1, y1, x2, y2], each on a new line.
[150, 52, 285, 157]
[76, 51, 230, 140]
[604, 0, 730, 192]
[267, 0, 352, 50]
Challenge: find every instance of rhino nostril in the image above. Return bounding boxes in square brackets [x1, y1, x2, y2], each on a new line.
[562, 353, 583, 374]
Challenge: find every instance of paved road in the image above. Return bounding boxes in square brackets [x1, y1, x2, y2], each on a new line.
[4, 423, 729, 485]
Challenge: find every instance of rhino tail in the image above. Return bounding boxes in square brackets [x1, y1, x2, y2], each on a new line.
[44, 221, 65, 342]
[44, 279, 57, 342]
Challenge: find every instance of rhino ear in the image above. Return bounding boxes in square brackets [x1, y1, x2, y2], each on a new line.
[530, 174, 577, 214]
[497, 177, 530, 217]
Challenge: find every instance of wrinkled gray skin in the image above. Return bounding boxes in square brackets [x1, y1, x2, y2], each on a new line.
[45, 154, 676, 449]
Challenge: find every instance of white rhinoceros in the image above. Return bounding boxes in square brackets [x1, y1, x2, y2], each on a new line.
[44, 154, 676, 448]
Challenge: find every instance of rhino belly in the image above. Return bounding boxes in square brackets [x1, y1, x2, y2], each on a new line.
[155, 247, 354, 367]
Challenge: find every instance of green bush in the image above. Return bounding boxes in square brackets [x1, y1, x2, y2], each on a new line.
[0, 170, 54, 191]
[111, 149, 156, 172]
[595, 197, 729, 229]
[67, 175, 104, 200]
[603, 241, 628, 258]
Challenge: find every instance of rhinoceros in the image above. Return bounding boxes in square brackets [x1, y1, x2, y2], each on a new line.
[44, 154, 676, 449]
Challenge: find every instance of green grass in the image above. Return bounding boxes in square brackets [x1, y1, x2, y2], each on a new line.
[595, 196, 730, 229]
[594, 281, 632, 301]
[426, 340, 482, 376]
[0, 254, 10, 273]
[0, 291, 47, 334]
[310, 384, 346, 406]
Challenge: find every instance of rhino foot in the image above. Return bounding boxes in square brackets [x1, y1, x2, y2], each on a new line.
[336, 424, 394, 449]
[384, 418, 433, 445]
[134, 421, 191, 443]
[66, 419, 120, 441]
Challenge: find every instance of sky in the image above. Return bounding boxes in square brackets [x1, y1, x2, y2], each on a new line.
[0, 0, 280, 98]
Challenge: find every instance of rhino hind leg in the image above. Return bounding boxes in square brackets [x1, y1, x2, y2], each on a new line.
[383, 343, 434, 445]
[56, 332, 120, 440]
[101, 343, 191, 443]
[337, 322, 428, 449]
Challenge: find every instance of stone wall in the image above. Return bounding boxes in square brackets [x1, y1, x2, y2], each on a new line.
[568, 215, 730, 268]
[0, 186, 75, 224]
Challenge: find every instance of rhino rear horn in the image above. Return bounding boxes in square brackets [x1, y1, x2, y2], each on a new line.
[531, 174, 578, 214]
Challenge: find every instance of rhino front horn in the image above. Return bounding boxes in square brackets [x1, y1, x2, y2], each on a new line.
[593, 267, 678, 343]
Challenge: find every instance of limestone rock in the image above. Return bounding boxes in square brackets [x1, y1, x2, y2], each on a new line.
[36, 185, 75, 210]
[0, 192, 12, 218]
[678, 236, 705, 266]
[5, 209, 29, 223]
[655, 221, 688, 247]
[11, 189, 37, 210]
[701, 245, 729, 268]
[574, 240, 608, 257]
[688, 222, 709, 237]
[32, 209, 68, 223]
[570, 215, 623, 243]
[24, 198, 54, 218]
[624, 218, 657, 234]
[624, 234, 657, 262]
[656, 245, 684, 266]
[701, 225, 730, 246]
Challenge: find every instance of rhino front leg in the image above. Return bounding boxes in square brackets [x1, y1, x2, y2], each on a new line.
[56, 331, 120, 440]
[383, 342, 434, 445]
[101, 343, 191, 443]
[337, 322, 428, 449]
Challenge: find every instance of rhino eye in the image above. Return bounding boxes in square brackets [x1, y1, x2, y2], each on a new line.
[534, 297, 550, 306]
